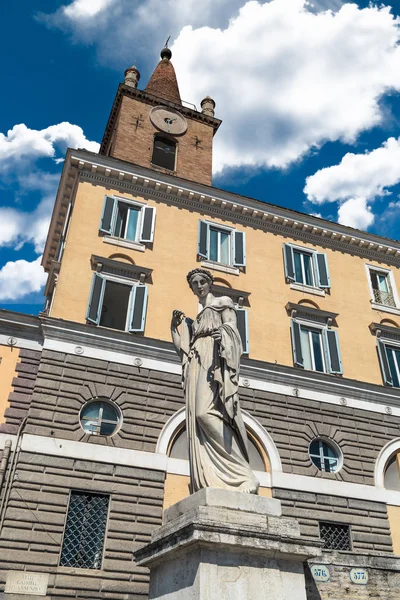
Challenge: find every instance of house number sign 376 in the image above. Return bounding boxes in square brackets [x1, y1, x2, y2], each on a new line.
[310, 565, 330, 582]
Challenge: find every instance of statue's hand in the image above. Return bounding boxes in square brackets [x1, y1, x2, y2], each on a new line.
[211, 329, 222, 344]
[171, 309, 185, 328]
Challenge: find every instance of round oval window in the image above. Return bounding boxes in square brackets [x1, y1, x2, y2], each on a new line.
[309, 438, 341, 473]
[80, 400, 121, 436]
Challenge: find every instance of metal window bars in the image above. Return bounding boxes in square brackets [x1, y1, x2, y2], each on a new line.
[372, 288, 396, 308]
[60, 492, 109, 569]
[319, 521, 351, 551]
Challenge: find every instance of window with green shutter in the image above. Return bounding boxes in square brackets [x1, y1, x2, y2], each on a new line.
[197, 220, 246, 267]
[99, 196, 156, 244]
[283, 243, 330, 290]
[290, 319, 342, 375]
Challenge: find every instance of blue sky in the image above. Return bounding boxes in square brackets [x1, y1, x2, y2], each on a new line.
[1, 0, 400, 314]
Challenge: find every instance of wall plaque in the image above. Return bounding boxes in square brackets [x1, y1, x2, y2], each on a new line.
[310, 565, 330, 582]
[5, 571, 49, 595]
[350, 568, 368, 585]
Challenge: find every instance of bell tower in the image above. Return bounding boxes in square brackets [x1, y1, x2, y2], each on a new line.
[99, 47, 221, 186]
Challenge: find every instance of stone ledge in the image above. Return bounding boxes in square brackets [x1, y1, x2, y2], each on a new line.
[164, 488, 282, 523]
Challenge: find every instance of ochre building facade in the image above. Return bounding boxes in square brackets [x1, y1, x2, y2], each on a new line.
[1, 47, 400, 599]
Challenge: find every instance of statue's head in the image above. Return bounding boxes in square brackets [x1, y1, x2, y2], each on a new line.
[186, 268, 214, 298]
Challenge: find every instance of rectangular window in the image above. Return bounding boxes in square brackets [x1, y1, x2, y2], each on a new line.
[369, 269, 396, 308]
[300, 326, 325, 372]
[293, 250, 314, 286]
[114, 203, 140, 241]
[86, 274, 148, 333]
[283, 244, 330, 290]
[319, 522, 351, 551]
[378, 341, 400, 387]
[60, 492, 109, 569]
[291, 320, 343, 375]
[209, 227, 230, 264]
[99, 197, 156, 244]
[198, 221, 246, 267]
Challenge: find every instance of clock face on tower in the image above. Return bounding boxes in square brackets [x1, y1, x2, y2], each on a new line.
[149, 106, 188, 136]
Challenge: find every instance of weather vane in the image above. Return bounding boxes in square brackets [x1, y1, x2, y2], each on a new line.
[164, 36, 171, 48]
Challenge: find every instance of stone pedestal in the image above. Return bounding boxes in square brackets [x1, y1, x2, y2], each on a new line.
[134, 488, 322, 600]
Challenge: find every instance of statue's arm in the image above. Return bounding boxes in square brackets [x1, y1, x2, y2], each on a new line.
[170, 310, 185, 354]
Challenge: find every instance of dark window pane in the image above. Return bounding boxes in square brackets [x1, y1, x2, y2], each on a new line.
[303, 253, 313, 286]
[387, 348, 400, 388]
[114, 204, 128, 238]
[209, 229, 218, 262]
[293, 251, 303, 283]
[311, 330, 324, 372]
[100, 421, 117, 436]
[99, 280, 131, 331]
[101, 403, 119, 422]
[152, 137, 176, 170]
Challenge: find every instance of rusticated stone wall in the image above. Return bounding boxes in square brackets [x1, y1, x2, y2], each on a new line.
[0, 452, 165, 600]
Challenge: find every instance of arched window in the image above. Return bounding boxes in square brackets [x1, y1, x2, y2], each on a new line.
[168, 427, 267, 472]
[152, 136, 176, 171]
[384, 454, 400, 491]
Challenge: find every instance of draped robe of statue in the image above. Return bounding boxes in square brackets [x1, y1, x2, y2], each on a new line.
[179, 296, 259, 493]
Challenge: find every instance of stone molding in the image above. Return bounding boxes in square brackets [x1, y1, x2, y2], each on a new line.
[42, 148, 400, 270]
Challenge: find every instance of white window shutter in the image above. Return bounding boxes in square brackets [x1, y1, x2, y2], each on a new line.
[198, 220, 209, 259]
[86, 274, 105, 325]
[139, 206, 156, 242]
[283, 244, 295, 282]
[99, 196, 115, 235]
[128, 285, 148, 333]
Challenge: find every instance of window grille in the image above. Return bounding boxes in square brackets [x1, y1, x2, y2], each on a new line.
[319, 522, 351, 551]
[60, 492, 109, 569]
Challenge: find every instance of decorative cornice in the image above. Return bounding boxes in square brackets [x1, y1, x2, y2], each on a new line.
[42, 149, 400, 272]
[286, 302, 339, 327]
[91, 254, 153, 283]
[369, 322, 400, 342]
[211, 284, 250, 306]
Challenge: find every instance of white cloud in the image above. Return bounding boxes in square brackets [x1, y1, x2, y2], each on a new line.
[0, 257, 47, 301]
[170, 1, 400, 172]
[0, 173, 58, 253]
[0, 122, 99, 171]
[304, 137, 400, 204]
[64, 0, 114, 19]
[40, 0, 246, 66]
[40, 0, 400, 173]
[337, 197, 374, 229]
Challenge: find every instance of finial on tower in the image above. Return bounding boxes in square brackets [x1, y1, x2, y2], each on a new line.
[161, 36, 172, 61]
[124, 64, 140, 89]
[201, 96, 216, 117]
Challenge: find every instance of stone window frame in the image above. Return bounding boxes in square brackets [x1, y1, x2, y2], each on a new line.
[365, 263, 400, 316]
[308, 436, 343, 474]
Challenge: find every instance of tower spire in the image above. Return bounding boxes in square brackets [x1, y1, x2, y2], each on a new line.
[145, 45, 182, 105]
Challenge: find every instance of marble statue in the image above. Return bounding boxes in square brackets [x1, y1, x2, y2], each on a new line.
[171, 268, 259, 494]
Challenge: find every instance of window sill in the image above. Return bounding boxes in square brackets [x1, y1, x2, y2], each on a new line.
[201, 260, 240, 276]
[371, 302, 400, 316]
[103, 236, 145, 252]
[290, 282, 325, 297]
